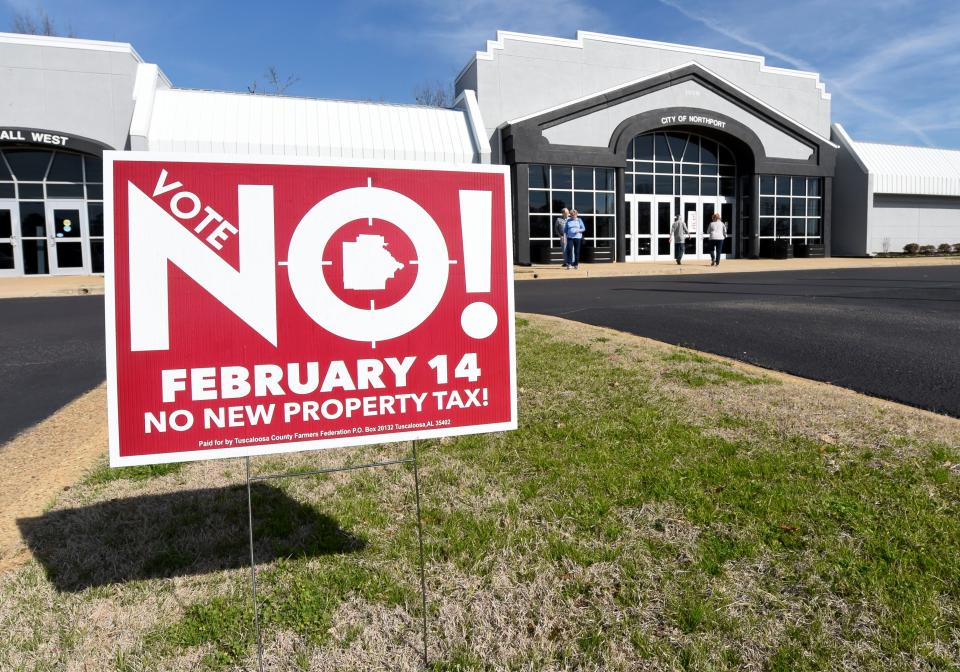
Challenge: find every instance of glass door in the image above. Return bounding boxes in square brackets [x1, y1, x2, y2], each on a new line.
[0, 200, 21, 276]
[654, 198, 673, 261]
[18, 201, 49, 275]
[700, 200, 715, 260]
[681, 198, 701, 258]
[700, 198, 736, 259]
[625, 196, 654, 261]
[45, 201, 89, 275]
[720, 200, 735, 256]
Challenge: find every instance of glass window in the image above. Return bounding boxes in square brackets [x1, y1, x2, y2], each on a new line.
[54, 242, 84, 268]
[529, 190, 549, 213]
[776, 219, 790, 237]
[88, 203, 104, 237]
[655, 175, 673, 195]
[0, 154, 11, 180]
[700, 139, 718, 164]
[792, 218, 806, 237]
[776, 176, 791, 196]
[633, 134, 654, 160]
[776, 198, 790, 217]
[792, 177, 806, 197]
[529, 164, 548, 189]
[681, 176, 698, 195]
[19, 202, 46, 237]
[635, 174, 653, 195]
[595, 193, 615, 215]
[595, 216, 614, 238]
[90, 240, 104, 273]
[719, 177, 735, 197]
[596, 168, 615, 191]
[551, 191, 572, 212]
[654, 133, 671, 161]
[84, 156, 103, 182]
[792, 198, 806, 216]
[574, 167, 593, 190]
[18, 184, 44, 199]
[0, 210, 11, 237]
[21, 239, 48, 274]
[574, 191, 594, 214]
[86, 184, 103, 199]
[552, 166, 572, 190]
[635, 162, 653, 173]
[759, 219, 774, 237]
[807, 218, 822, 237]
[53, 209, 81, 238]
[759, 197, 774, 216]
[529, 215, 551, 238]
[760, 176, 775, 194]
[681, 163, 698, 175]
[4, 149, 53, 180]
[47, 152, 84, 182]
[655, 162, 672, 174]
[701, 163, 718, 176]
[808, 199, 821, 216]
[701, 177, 717, 196]
[666, 133, 687, 162]
[682, 136, 699, 163]
[807, 178, 820, 197]
[47, 184, 85, 198]
[718, 145, 734, 165]
[0, 183, 14, 198]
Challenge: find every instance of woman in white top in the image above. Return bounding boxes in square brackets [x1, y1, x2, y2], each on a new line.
[707, 213, 727, 267]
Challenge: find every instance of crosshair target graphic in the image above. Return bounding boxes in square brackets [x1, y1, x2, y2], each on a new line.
[286, 183, 452, 346]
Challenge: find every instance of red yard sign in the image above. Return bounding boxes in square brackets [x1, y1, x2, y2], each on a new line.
[104, 153, 515, 466]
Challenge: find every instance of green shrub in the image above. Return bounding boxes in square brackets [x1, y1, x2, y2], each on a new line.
[937, 243, 953, 254]
[903, 243, 919, 255]
[918, 245, 936, 255]
[954, 243, 960, 253]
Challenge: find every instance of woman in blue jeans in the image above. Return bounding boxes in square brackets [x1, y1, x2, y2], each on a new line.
[706, 213, 727, 266]
[563, 209, 585, 269]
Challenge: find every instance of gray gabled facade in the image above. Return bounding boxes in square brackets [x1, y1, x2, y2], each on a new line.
[457, 31, 838, 264]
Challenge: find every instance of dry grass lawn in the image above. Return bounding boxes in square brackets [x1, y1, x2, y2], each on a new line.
[1, 314, 958, 671]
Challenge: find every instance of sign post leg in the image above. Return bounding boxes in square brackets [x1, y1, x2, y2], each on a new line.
[246, 456, 265, 672]
[412, 440, 429, 667]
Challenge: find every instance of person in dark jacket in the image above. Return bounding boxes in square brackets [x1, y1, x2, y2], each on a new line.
[555, 208, 570, 267]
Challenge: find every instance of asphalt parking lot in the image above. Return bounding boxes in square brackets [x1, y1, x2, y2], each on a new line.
[1, 265, 958, 446]
[517, 265, 960, 417]
[0, 296, 105, 446]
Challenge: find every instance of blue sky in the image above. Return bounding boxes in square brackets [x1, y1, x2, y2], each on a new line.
[4, 0, 960, 148]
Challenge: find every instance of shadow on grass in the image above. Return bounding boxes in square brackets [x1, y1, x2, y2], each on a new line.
[18, 482, 365, 592]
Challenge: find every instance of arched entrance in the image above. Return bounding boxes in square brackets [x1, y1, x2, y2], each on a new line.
[624, 131, 736, 261]
[0, 147, 104, 276]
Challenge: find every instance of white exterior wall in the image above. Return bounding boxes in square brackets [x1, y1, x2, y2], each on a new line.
[869, 196, 960, 254]
[542, 79, 814, 160]
[0, 33, 157, 150]
[457, 31, 831, 150]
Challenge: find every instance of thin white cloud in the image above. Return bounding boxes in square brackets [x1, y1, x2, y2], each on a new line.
[835, 20, 960, 89]
[399, 0, 609, 58]
[655, 0, 939, 146]
[656, 0, 816, 72]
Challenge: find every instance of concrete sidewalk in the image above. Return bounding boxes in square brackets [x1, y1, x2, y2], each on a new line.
[1, 256, 958, 298]
[0, 275, 105, 299]
[515, 255, 960, 280]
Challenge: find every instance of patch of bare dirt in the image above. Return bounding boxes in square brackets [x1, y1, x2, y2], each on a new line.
[0, 384, 107, 572]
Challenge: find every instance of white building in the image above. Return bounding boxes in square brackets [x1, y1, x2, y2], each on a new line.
[0, 30, 956, 276]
